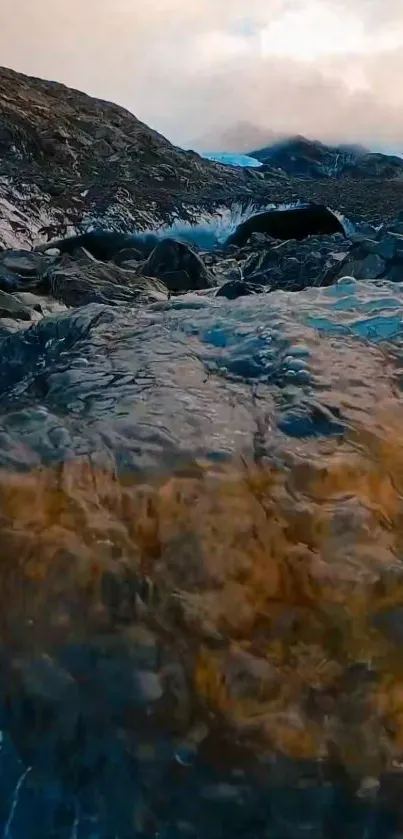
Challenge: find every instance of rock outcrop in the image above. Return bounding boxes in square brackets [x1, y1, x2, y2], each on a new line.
[251, 134, 403, 181]
[0, 66, 272, 249]
[2, 66, 403, 253]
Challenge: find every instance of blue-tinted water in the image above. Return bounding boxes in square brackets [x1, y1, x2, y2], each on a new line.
[0, 274, 403, 836]
[0, 275, 399, 472]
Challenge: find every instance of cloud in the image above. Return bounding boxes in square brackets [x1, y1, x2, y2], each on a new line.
[0, 0, 402, 152]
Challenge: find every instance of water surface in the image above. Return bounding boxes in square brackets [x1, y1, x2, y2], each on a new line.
[1, 275, 403, 836]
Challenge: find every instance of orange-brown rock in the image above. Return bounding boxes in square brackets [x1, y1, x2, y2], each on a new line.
[2, 408, 403, 775]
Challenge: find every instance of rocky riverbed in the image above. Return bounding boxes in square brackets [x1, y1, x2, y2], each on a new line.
[2, 65, 403, 839]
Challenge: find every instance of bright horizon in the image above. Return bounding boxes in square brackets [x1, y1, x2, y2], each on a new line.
[0, 0, 403, 153]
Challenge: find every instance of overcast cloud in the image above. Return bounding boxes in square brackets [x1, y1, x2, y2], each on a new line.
[0, 0, 402, 152]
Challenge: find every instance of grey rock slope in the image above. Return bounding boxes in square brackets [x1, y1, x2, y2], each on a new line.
[0, 66, 271, 249]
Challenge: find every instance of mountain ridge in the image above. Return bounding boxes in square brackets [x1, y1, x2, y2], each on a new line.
[0, 65, 271, 248]
[2, 66, 403, 247]
[249, 134, 403, 180]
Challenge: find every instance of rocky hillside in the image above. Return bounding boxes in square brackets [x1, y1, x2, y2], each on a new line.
[2, 66, 403, 249]
[0, 66, 272, 248]
[251, 135, 403, 180]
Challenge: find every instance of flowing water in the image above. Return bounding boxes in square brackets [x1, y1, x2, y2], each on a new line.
[1, 272, 403, 836]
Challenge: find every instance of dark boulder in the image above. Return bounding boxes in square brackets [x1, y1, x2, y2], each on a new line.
[240, 235, 345, 292]
[44, 253, 168, 307]
[141, 238, 213, 293]
[0, 289, 33, 320]
[216, 280, 266, 300]
[113, 247, 143, 266]
[36, 230, 161, 262]
[0, 250, 49, 293]
[225, 204, 346, 248]
[1, 250, 43, 277]
[36, 230, 134, 261]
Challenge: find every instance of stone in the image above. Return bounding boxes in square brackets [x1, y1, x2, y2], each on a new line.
[388, 232, 403, 259]
[387, 264, 403, 283]
[0, 289, 32, 320]
[9, 653, 79, 742]
[349, 238, 378, 257]
[113, 247, 143, 266]
[0, 266, 24, 292]
[374, 236, 397, 260]
[13, 291, 44, 312]
[12, 653, 76, 703]
[141, 238, 212, 293]
[354, 253, 386, 280]
[216, 280, 266, 300]
[45, 254, 168, 307]
[373, 608, 403, 643]
[134, 670, 163, 704]
[1, 249, 42, 277]
[389, 222, 403, 236]
[351, 222, 379, 239]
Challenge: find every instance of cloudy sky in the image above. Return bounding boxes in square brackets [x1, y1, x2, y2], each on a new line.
[0, 0, 403, 152]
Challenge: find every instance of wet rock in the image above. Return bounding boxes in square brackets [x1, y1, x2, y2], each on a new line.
[216, 280, 266, 300]
[354, 253, 386, 280]
[113, 247, 143, 266]
[348, 238, 379, 259]
[388, 232, 403, 259]
[239, 234, 344, 292]
[1, 250, 42, 277]
[59, 636, 163, 714]
[225, 204, 346, 248]
[241, 247, 281, 285]
[44, 254, 168, 307]
[389, 222, 403, 236]
[223, 650, 278, 703]
[134, 670, 163, 704]
[247, 231, 275, 248]
[200, 783, 246, 803]
[0, 289, 32, 320]
[351, 222, 379, 240]
[141, 238, 213, 292]
[386, 264, 403, 283]
[36, 230, 135, 261]
[12, 654, 77, 705]
[0, 266, 25, 292]
[374, 236, 397, 260]
[13, 291, 44, 313]
[5, 653, 79, 748]
[373, 608, 403, 643]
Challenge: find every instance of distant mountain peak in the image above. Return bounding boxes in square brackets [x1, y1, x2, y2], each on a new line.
[249, 134, 403, 180]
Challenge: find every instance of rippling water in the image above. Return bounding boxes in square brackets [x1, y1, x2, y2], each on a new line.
[2, 275, 403, 836]
[0, 275, 399, 470]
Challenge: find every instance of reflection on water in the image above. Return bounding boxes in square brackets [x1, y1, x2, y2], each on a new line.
[1, 276, 403, 834]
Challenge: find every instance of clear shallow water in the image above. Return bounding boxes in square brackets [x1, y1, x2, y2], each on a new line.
[1, 276, 403, 836]
[0, 275, 399, 472]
